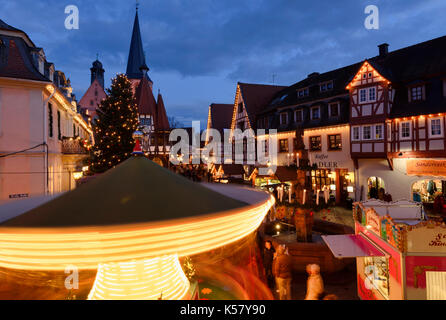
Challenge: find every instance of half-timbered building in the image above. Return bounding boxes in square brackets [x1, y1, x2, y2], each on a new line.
[347, 37, 446, 201]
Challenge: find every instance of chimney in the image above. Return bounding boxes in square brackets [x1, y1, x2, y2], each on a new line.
[378, 43, 389, 58]
[307, 72, 320, 78]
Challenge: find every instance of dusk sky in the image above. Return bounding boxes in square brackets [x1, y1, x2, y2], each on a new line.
[3, 0, 446, 126]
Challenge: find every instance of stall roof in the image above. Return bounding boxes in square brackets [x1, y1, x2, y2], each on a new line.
[1, 157, 248, 228]
[322, 234, 385, 258]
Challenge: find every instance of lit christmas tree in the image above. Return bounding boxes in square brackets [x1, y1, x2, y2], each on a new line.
[89, 74, 139, 173]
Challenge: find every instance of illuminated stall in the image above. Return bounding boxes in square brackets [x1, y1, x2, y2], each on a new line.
[323, 199, 446, 300]
[0, 156, 274, 300]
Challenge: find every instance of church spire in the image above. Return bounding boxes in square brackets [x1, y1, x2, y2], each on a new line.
[126, 8, 152, 83]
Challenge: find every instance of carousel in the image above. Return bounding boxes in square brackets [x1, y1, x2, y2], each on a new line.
[0, 141, 274, 300]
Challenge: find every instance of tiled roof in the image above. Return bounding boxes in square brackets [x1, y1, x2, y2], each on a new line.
[238, 82, 286, 129]
[0, 37, 49, 82]
[134, 76, 157, 116]
[209, 103, 233, 135]
[155, 92, 170, 131]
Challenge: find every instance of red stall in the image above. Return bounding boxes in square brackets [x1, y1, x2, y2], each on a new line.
[323, 199, 446, 300]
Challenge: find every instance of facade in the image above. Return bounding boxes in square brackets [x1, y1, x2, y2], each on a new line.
[223, 35, 446, 206]
[347, 38, 446, 202]
[0, 19, 93, 202]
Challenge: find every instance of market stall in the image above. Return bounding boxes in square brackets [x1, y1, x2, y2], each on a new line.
[323, 199, 446, 300]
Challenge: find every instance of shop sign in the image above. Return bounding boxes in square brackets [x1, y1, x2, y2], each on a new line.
[406, 225, 446, 253]
[9, 193, 29, 199]
[406, 159, 446, 177]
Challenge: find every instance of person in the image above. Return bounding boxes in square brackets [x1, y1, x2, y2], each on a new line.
[273, 245, 292, 300]
[305, 264, 324, 300]
[263, 240, 276, 290]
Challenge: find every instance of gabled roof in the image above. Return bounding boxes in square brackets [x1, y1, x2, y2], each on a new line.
[208, 103, 233, 135]
[0, 37, 49, 82]
[155, 92, 170, 131]
[134, 76, 157, 116]
[126, 11, 151, 82]
[238, 82, 286, 128]
[218, 164, 245, 176]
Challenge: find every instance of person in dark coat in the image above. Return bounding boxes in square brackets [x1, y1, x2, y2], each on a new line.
[263, 240, 275, 289]
[273, 245, 292, 300]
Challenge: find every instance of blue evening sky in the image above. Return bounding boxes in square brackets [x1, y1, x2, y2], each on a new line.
[2, 0, 446, 126]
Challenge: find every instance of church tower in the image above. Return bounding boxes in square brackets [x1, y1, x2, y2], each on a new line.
[90, 58, 105, 89]
[126, 7, 153, 90]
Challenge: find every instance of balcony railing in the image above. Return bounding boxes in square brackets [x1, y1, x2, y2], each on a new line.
[62, 137, 88, 155]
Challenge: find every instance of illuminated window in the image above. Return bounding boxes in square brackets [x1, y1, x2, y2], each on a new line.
[328, 134, 342, 150]
[310, 136, 322, 151]
[279, 139, 289, 153]
[400, 121, 411, 139]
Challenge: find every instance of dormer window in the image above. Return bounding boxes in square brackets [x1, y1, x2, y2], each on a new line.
[280, 112, 288, 125]
[311, 106, 320, 120]
[410, 85, 424, 101]
[328, 102, 340, 118]
[320, 81, 333, 92]
[297, 88, 309, 98]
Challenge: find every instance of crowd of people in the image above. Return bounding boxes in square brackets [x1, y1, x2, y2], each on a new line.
[170, 164, 211, 182]
[262, 240, 336, 300]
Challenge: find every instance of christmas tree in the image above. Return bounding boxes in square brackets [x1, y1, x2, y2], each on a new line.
[89, 74, 139, 173]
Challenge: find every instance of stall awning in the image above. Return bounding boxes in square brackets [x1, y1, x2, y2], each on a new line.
[322, 234, 385, 258]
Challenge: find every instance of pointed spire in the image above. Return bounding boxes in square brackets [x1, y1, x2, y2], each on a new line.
[126, 9, 152, 82]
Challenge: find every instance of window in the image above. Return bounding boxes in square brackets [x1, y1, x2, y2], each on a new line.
[328, 134, 342, 150]
[360, 89, 367, 102]
[329, 103, 339, 117]
[363, 126, 372, 140]
[311, 169, 332, 190]
[295, 109, 303, 122]
[279, 139, 289, 153]
[359, 87, 376, 103]
[352, 126, 360, 141]
[310, 136, 322, 151]
[48, 103, 53, 138]
[320, 81, 333, 92]
[311, 107, 320, 120]
[57, 110, 61, 140]
[410, 86, 423, 101]
[375, 124, 384, 140]
[238, 103, 243, 114]
[430, 118, 442, 137]
[298, 88, 309, 98]
[280, 112, 288, 125]
[369, 87, 376, 101]
[400, 121, 411, 139]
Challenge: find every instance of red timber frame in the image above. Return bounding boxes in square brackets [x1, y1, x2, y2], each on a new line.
[347, 61, 392, 160]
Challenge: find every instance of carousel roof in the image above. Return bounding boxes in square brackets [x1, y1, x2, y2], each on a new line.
[1, 157, 247, 228]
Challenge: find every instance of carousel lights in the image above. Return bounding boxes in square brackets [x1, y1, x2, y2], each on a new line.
[0, 194, 275, 271]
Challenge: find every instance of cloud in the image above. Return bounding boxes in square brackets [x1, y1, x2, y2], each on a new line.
[2, 0, 446, 125]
